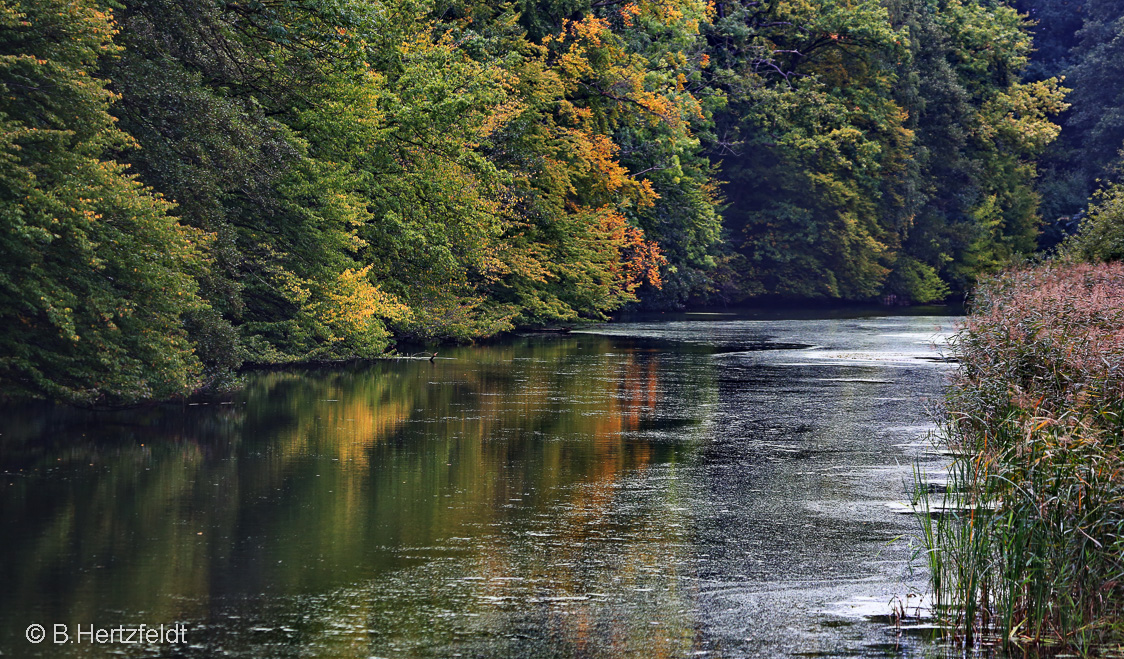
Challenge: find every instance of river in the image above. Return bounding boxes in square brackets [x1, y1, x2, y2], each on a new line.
[0, 310, 959, 658]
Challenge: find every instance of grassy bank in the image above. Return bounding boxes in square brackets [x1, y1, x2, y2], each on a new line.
[920, 262, 1124, 655]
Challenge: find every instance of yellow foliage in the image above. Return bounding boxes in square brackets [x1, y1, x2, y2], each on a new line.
[319, 266, 411, 332]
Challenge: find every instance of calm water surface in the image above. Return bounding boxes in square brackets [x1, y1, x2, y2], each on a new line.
[0, 311, 960, 658]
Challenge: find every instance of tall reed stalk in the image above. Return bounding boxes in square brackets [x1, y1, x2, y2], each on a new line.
[919, 263, 1124, 656]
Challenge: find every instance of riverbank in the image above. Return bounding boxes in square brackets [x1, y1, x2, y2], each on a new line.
[921, 262, 1124, 654]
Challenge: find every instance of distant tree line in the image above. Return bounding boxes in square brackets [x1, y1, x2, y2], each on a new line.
[0, 0, 1117, 404]
[1013, 0, 1124, 245]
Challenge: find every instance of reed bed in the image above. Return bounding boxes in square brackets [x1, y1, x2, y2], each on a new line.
[920, 262, 1124, 656]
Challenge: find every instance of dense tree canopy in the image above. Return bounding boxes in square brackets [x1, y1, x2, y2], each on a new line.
[0, 0, 205, 404]
[3, 0, 1115, 403]
[1014, 0, 1124, 236]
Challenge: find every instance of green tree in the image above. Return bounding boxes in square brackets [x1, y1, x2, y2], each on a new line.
[890, 0, 1065, 294]
[711, 0, 912, 299]
[0, 0, 205, 404]
[1061, 182, 1124, 262]
[1012, 0, 1123, 232]
[1066, 0, 1124, 185]
[106, 0, 404, 363]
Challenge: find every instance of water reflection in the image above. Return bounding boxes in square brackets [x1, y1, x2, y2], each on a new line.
[0, 335, 717, 657]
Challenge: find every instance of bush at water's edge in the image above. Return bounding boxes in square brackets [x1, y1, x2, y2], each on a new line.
[921, 262, 1124, 654]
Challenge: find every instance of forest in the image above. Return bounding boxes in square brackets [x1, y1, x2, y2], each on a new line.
[0, 0, 1119, 405]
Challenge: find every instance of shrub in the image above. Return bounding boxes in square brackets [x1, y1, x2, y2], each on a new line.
[1061, 182, 1124, 262]
[922, 262, 1124, 655]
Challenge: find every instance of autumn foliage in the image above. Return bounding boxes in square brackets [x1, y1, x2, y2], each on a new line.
[0, 0, 1076, 403]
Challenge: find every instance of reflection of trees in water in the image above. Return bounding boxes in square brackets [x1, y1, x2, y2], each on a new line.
[0, 336, 715, 656]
